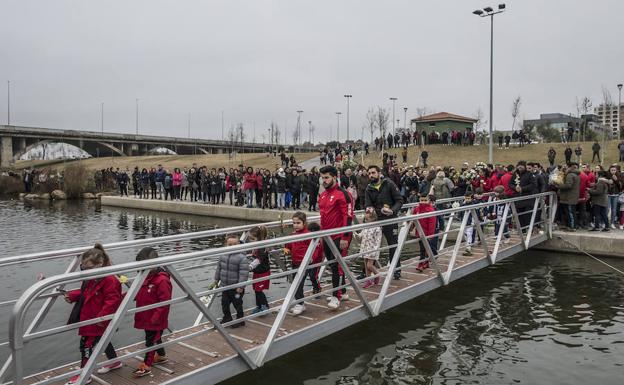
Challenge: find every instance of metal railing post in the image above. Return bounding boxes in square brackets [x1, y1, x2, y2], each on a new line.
[165, 266, 257, 370]
[548, 193, 557, 239]
[470, 208, 490, 261]
[490, 203, 510, 264]
[324, 236, 375, 317]
[523, 198, 541, 249]
[413, 221, 444, 283]
[254, 238, 319, 367]
[372, 222, 410, 315]
[509, 202, 526, 248]
[77, 269, 149, 385]
[439, 212, 455, 250]
[444, 212, 469, 285]
[0, 256, 80, 382]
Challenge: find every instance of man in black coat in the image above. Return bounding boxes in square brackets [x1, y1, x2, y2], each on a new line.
[507, 160, 537, 232]
[365, 165, 404, 279]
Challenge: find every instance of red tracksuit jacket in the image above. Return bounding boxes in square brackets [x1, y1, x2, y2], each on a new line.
[134, 270, 172, 331]
[67, 276, 122, 337]
[413, 203, 436, 237]
[318, 183, 350, 241]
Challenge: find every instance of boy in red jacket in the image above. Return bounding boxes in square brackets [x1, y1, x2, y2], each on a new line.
[64, 243, 122, 385]
[132, 247, 173, 378]
[412, 193, 437, 271]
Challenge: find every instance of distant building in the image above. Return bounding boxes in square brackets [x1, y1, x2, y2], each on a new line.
[410, 112, 477, 134]
[594, 103, 623, 138]
[523, 113, 611, 138]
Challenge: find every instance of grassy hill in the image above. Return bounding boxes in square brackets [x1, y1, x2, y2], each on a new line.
[360, 140, 623, 169]
[15, 152, 317, 172]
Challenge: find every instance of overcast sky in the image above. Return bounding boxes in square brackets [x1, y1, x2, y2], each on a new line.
[1, 0, 623, 144]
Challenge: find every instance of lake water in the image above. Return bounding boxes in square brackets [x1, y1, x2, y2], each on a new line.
[1, 199, 623, 384]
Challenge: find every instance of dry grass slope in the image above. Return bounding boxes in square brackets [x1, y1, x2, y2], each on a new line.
[15, 152, 317, 172]
[362, 140, 623, 169]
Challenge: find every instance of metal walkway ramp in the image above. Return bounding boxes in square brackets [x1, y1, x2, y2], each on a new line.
[1, 192, 556, 385]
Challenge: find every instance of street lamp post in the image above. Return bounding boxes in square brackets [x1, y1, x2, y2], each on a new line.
[473, 3, 506, 164]
[135, 98, 139, 135]
[101, 102, 104, 134]
[344, 94, 352, 142]
[296, 110, 303, 150]
[389, 97, 397, 137]
[335, 112, 342, 143]
[403, 107, 408, 133]
[7, 80, 10, 125]
[618, 83, 623, 139]
[308, 120, 312, 146]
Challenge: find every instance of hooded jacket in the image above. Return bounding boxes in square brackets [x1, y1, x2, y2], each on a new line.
[134, 270, 172, 331]
[364, 178, 403, 219]
[558, 169, 580, 205]
[214, 252, 249, 286]
[67, 276, 122, 337]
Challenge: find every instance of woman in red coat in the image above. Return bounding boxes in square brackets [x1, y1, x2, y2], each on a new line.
[243, 166, 257, 208]
[132, 247, 173, 378]
[64, 243, 122, 384]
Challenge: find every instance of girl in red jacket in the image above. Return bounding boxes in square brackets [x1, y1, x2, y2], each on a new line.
[248, 225, 270, 314]
[412, 194, 437, 271]
[284, 212, 315, 315]
[132, 247, 173, 378]
[64, 243, 122, 385]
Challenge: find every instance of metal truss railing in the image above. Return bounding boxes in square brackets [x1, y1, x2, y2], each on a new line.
[1, 191, 555, 385]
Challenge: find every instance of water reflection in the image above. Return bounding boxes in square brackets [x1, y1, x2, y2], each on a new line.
[224, 253, 624, 385]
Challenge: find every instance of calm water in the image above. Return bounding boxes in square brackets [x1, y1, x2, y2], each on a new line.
[1, 199, 623, 384]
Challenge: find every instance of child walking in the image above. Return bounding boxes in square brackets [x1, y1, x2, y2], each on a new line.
[284, 212, 316, 315]
[214, 234, 249, 328]
[306, 222, 323, 294]
[248, 226, 271, 314]
[354, 210, 382, 288]
[490, 186, 511, 243]
[64, 243, 122, 385]
[132, 247, 173, 378]
[412, 193, 437, 271]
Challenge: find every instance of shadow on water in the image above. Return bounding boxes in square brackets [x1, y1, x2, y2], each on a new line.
[223, 252, 624, 385]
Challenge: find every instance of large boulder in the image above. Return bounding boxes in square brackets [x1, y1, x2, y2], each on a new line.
[37, 193, 51, 200]
[24, 194, 38, 200]
[18, 193, 26, 199]
[82, 192, 96, 199]
[51, 190, 67, 200]
[95, 193, 104, 199]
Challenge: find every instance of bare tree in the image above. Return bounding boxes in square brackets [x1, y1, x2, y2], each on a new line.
[374, 106, 390, 152]
[474, 108, 487, 133]
[511, 96, 521, 131]
[575, 96, 592, 141]
[363, 107, 377, 143]
[270, 122, 281, 146]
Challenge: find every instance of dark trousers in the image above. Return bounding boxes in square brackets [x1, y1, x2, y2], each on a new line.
[309, 191, 318, 210]
[80, 336, 117, 368]
[323, 238, 342, 298]
[254, 291, 268, 308]
[517, 200, 534, 232]
[119, 184, 128, 196]
[592, 205, 609, 229]
[562, 203, 577, 229]
[144, 330, 165, 367]
[592, 151, 600, 163]
[292, 262, 305, 300]
[292, 191, 301, 209]
[221, 289, 244, 321]
[577, 201, 589, 228]
[381, 223, 401, 274]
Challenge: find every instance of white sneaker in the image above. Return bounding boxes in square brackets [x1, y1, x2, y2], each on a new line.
[327, 297, 340, 309]
[97, 361, 122, 374]
[341, 294, 349, 301]
[291, 303, 305, 315]
[620, 225, 623, 230]
[611, 224, 616, 229]
[503, 238, 510, 244]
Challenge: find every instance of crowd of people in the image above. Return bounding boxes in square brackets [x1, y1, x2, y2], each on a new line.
[59, 147, 624, 384]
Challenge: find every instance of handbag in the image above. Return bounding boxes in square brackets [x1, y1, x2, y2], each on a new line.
[67, 283, 85, 324]
[618, 193, 624, 204]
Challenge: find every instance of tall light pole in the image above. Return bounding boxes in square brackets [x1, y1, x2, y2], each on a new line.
[335, 112, 342, 143]
[101, 102, 104, 134]
[296, 110, 303, 150]
[403, 107, 408, 132]
[308, 120, 312, 145]
[135, 98, 139, 135]
[221, 110, 224, 141]
[473, 3, 506, 164]
[389, 97, 397, 137]
[7, 80, 10, 125]
[618, 83, 623, 139]
[344, 94, 352, 141]
[187, 113, 191, 138]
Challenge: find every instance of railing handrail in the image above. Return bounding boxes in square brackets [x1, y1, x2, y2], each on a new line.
[0, 194, 491, 267]
[4, 191, 556, 385]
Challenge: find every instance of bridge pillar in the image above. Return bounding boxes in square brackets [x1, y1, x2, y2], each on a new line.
[127, 143, 137, 156]
[18, 137, 26, 151]
[217, 148, 224, 154]
[1, 136, 13, 168]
